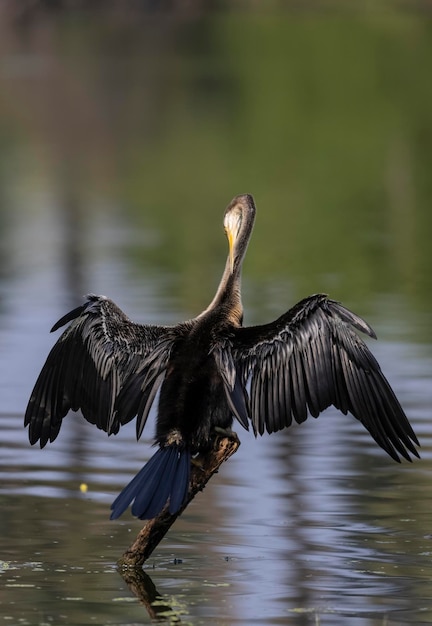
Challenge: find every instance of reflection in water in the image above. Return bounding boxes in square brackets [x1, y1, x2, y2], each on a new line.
[57, 183, 86, 305]
[1, 398, 432, 624]
[120, 567, 183, 623]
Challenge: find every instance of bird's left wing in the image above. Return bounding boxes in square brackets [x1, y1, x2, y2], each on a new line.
[25, 294, 176, 447]
[230, 294, 419, 462]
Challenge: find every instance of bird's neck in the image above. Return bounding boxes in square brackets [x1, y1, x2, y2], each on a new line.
[201, 258, 243, 326]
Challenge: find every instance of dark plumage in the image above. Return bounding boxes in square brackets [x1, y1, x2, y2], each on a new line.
[25, 194, 419, 520]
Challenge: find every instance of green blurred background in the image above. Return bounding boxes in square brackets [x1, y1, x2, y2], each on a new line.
[1, 2, 431, 336]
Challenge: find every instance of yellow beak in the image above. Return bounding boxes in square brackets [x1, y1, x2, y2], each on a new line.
[227, 229, 235, 273]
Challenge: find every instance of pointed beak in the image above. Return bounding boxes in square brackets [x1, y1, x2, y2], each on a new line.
[227, 229, 235, 273]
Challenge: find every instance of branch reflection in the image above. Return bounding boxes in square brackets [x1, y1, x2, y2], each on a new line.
[119, 566, 183, 623]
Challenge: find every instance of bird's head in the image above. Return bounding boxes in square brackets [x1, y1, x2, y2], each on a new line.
[224, 194, 256, 273]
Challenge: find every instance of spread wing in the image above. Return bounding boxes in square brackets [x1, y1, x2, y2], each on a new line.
[24, 294, 176, 447]
[230, 294, 419, 462]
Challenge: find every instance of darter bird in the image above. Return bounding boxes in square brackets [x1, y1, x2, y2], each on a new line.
[24, 194, 419, 520]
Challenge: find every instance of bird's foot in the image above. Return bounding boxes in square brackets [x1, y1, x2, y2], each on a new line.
[213, 426, 240, 444]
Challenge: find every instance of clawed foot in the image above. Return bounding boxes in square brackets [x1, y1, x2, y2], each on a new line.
[213, 426, 240, 444]
[191, 428, 240, 472]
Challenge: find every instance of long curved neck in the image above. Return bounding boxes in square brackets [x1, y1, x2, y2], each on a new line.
[206, 255, 244, 324]
[200, 194, 256, 326]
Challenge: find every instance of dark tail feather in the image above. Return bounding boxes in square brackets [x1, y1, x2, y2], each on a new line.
[110, 446, 191, 520]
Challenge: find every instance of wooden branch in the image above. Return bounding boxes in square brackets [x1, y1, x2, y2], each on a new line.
[117, 435, 240, 569]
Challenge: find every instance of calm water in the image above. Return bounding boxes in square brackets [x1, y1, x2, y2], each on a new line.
[1, 7, 432, 626]
[1, 207, 431, 626]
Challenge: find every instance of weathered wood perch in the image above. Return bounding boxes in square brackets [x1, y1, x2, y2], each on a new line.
[118, 434, 240, 569]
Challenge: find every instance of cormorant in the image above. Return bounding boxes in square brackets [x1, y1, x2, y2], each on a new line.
[24, 194, 419, 520]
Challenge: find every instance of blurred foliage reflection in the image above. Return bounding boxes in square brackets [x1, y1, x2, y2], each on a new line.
[0, 9, 431, 333]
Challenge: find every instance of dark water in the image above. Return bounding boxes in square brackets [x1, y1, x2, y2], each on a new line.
[1, 6, 432, 626]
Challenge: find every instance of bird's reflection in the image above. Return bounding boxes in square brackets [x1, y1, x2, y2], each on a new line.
[119, 566, 182, 623]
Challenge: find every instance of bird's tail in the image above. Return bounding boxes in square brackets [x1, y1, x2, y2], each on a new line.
[110, 446, 191, 520]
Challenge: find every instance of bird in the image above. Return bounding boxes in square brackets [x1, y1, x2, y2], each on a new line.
[25, 194, 419, 520]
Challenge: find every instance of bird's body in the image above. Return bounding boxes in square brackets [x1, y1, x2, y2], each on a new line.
[25, 194, 419, 520]
[156, 323, 232, 450]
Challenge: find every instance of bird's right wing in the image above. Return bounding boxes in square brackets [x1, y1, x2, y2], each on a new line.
[231, 294, 419, 462]
[25, 294, 176, 447]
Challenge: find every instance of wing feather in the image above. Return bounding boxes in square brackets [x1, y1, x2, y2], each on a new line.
[25, 294, 175, 447]
[212, 343, 249, 430]
[281, 345, 293, 428]
[232, 293, 419, 462]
